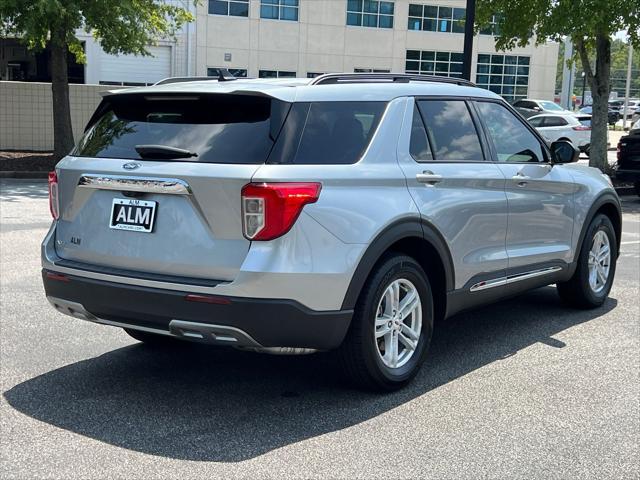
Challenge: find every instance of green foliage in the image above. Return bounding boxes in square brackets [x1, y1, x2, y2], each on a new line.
[476, 0, 640, 51]
[556, 40, 640, 97]
[0, 0, 196, 62]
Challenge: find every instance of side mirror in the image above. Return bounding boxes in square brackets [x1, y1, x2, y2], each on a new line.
[550, 140, 579, 164]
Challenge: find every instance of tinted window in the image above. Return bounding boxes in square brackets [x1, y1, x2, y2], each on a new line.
[417, 100, 484, 161]
[74, 94, 290, 164]
[528, 116, 545, 127]
[269, 101, 387, 164]
[543, 116, 568, 127]
[577, 117, 592, 127]
[409, 105, 433, 162]
[476, 101, 544, 163]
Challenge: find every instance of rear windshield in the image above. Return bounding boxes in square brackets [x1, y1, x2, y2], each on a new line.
[75, 94, 387, 165]
[74, 94, 290, 164]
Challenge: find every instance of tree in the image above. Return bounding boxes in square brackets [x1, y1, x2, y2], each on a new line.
[476, 0, 640, 172]
[0, 1, 194, 160]
[556, 40, 640, 101]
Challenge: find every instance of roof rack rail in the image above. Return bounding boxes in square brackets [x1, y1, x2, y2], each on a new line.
[310, 73, 475, 87]
[154, 69, 237, 86]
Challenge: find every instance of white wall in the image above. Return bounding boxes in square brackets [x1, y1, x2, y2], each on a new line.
[194, 0, 559, 99]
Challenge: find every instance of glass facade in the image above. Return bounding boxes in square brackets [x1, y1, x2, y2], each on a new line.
[405, 50, 463, 78]
[476, 54, 530, 103]
[208, 0, 249, 17]
[261, 0, 299, 21]
[346, 0, 395, 29]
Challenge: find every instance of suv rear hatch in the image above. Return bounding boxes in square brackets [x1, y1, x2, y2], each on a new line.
[54, 92, 290, 282]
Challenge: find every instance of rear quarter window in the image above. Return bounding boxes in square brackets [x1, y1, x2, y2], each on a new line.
[267, 101, 387, 164]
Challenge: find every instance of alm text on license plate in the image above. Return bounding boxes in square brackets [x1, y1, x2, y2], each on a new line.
[110, 198, 157, 233]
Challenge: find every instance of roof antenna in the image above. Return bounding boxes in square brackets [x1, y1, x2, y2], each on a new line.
[217, 68, 237, 82]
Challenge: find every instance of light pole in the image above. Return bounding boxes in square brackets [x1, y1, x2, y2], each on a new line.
[462, 0, 476, 81]
[581, 71, 587, 107]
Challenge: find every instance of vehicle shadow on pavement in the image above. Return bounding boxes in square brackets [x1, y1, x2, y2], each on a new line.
[4, 287, 617, 462]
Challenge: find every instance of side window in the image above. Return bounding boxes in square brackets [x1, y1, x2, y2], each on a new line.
[409, 105, 433, 162]
[528, 116, 545, 127]
[543, 116, 568, 127]
[268, 101, 387, 165]
[476, 101, 545, 163]
[417, 100, 484, 161]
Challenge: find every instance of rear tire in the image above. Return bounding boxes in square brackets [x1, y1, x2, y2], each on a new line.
[557, 214, 617, 308]
[124, 328, 181, 346]
[339, 254, 434, 391]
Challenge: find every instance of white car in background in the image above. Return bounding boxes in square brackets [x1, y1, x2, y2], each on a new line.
[528, 113, 592, 156]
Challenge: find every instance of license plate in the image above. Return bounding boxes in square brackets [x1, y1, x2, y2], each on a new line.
[110, 198, 157, 233]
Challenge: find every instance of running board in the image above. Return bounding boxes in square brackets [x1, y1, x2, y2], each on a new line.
[469, 266, 563, 292]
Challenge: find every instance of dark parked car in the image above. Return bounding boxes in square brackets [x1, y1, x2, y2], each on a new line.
[616, 119, 640, 196]
[579, 105, 620, 125]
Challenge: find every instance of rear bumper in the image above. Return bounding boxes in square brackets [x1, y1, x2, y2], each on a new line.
[43, 270, 352, 350]
[615, 169, 640, 183]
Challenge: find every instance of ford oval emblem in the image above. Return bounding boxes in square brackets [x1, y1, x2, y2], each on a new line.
[123, 162, 142, 171]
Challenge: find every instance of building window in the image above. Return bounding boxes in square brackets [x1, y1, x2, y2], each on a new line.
[207, 67, 248, 78]
[208, 0, 250, 17]
[354, 68, 391, 73]
[405, 50, 463, 78]
[307, 72, 325, 78]
[261, 0, 299, 21]
[259, 70, 297, 78]
[479, 14, 501, 35]
[476, 54, 530, 103]
[347, 0, 395, 29]
[408, 4, 465, 33]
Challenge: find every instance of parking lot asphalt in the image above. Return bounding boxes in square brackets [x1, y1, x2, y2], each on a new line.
[1, 179, 638, 479]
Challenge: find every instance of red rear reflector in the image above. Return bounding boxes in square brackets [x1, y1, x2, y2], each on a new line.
[48, 171, 59, 220]
[241, 182, 322, 241]
[46, 272, 70, 282]
[185, 294, 231, 305]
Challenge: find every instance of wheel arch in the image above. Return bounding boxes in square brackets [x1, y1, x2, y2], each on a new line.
[570, 191, 622, 277]
[341, 218, 454, 323]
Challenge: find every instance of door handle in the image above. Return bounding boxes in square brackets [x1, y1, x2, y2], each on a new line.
[512, 172, 529, 187]
[416, 171, 443, 185]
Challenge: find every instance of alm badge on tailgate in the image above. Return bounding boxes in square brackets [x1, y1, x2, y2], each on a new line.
[110, 198, 157, 233]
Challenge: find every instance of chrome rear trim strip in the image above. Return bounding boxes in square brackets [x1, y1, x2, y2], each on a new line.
[78, 174, 191, 195]
[470, 266, 563, 292]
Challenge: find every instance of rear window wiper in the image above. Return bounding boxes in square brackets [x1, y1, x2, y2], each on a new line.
[135, 145, 198, 159]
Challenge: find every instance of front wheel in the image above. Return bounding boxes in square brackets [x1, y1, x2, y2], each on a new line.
[339, 254, 434, 391]
[557, 214, 617, 308]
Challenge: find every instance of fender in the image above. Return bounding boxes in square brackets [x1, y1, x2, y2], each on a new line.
[340, 217, 455, 310]
[567, 190, 622, 278]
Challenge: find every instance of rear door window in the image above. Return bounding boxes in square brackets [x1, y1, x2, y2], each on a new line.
[74, 94, 290, 164]
[416, 100, 484, 161]
[543, 116, 568, 127]
[268, 101, 387, 164]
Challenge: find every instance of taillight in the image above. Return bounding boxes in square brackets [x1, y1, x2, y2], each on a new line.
[617, 142, 622, 161]
[48, 171, 59, 220]
[241, 182, 322, 241]
[572, 125, 591, 131]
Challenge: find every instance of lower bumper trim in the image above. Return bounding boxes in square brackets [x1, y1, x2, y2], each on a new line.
[43, 270, 352, 350]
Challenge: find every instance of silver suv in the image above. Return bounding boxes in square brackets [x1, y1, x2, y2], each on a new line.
[42, 73, 621, 390]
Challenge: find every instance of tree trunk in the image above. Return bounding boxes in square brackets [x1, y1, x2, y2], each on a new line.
[50, 27, 74, 160]
[577, 35, 611, 172]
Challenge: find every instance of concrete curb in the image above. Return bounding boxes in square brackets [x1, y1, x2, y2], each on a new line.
[0, 171, 49, 179]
